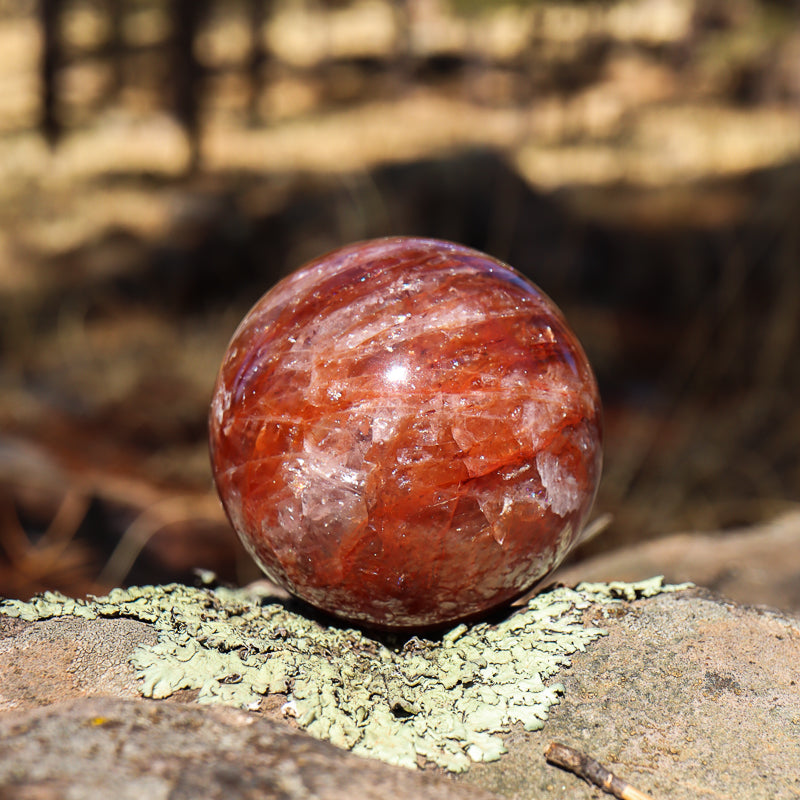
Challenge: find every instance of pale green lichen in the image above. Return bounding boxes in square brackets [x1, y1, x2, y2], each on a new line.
[0, 576, 690, 772]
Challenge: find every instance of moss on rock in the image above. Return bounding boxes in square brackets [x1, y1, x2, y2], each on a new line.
[0, 576, 689, 772]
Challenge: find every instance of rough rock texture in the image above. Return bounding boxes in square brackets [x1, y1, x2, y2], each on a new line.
[555, 510, 800, 614]
[210, 237, 602, 629]
[0, 697, 498, 800]
[0, 615, 156, 712]
[2, 581, 669, 773]
[462, 590, 800, 799]
[2, 587, 799, 799]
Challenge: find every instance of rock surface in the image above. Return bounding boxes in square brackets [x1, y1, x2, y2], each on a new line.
[554, 510, 800, 614]
[0, 696, 497, 800]
[0, 616, 156, 712]
[464, 590, 800, 799]
[2, 587, 799, 799]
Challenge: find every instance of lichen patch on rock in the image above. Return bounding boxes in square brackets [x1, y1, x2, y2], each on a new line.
[0, 576, 688, 772]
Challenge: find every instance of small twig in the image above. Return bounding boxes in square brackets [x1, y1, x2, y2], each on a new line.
[545, 742, 655, 800]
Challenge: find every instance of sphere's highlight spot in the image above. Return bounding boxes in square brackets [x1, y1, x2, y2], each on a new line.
[209, 237, 602, 629]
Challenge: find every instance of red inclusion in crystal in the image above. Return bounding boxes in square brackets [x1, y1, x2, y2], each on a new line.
[209, 237, 602, 629]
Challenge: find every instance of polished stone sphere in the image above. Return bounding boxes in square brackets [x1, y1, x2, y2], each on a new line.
[209, 237, 602, 629]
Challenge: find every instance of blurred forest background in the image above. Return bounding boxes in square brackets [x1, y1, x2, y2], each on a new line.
[0, 0, 799, 601]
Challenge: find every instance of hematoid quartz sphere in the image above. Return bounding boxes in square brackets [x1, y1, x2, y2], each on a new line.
[209, 237, 602, 629]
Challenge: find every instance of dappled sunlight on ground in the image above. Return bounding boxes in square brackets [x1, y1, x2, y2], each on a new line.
[0, 0, 798, 599]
